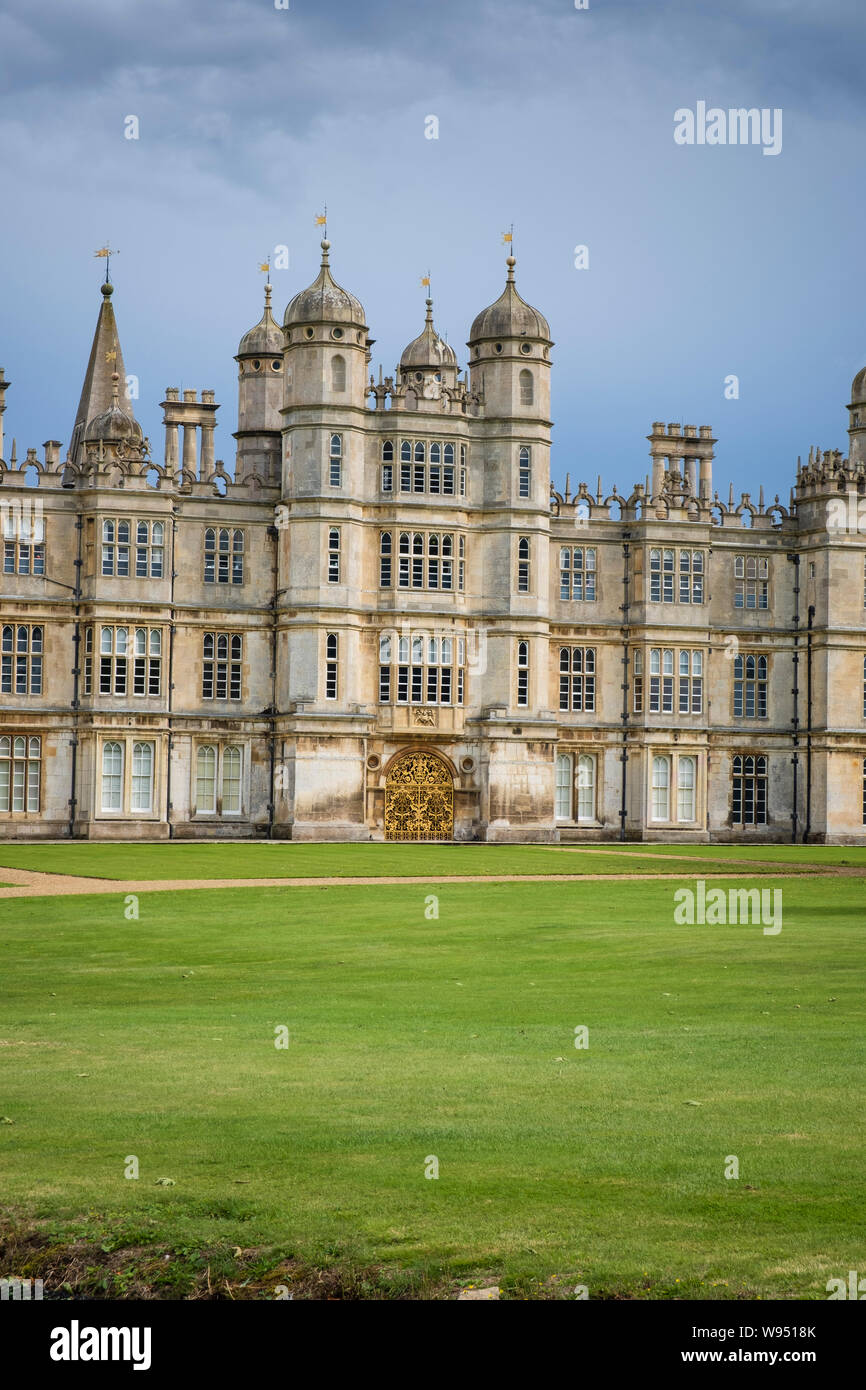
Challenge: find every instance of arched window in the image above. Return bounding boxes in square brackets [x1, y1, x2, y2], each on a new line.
[325, 634, 338, 700]
[196, 745, 217, 813]
[677, 755, 696, 822]
[131, 742, 154, 812]
[102, 741, 124, 811]
[222, 745, 242, 814]
[651, 755, 670, 822]
[329, 434, 342, 487]
[0, 734, 40, 813]
[232, 529, 244, 585]
[519, 368, 534, 406]
[380, 531, 392, 587]
[517, 640, 529, 706]
[517, 536, 530, 592]
[519, 445, 531, 498]
[204, 527, 216, 583]
[382, 440, 394, 462]
[555, 753, 573, 820]
[331, 354, 346, 392]
[577, 754, 595, 821]
[328, 529, 340, 584]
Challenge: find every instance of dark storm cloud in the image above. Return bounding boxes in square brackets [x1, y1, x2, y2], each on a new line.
[1, 0, 865, 496]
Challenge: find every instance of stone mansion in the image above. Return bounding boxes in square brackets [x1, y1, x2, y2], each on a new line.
[1, 242, 865, 841]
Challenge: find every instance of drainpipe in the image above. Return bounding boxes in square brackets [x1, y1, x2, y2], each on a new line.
[267, 526, 279, 838]
[68, 513, 83, 838]
[804, 603, 814, 843]
[619, 531, 631, 841]
[787, 552, 800, 843]
[165, 507, 178, 838]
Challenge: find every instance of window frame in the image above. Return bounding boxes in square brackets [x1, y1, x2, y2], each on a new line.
[0, 734, 41, 815]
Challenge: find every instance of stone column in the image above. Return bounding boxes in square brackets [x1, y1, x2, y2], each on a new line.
[164, 422, 179, 472]
[182, 423, 198, 477]
[200, 422, 215, 475]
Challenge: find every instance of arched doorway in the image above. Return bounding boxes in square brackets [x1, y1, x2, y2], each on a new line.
[384, 750, 454, 842]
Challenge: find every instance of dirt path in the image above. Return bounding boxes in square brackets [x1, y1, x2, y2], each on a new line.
[547, 845, 864, 871]
[0, 863, 862, 900]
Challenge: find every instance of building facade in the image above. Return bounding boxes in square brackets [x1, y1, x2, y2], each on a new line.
[1, 244, 865, 842]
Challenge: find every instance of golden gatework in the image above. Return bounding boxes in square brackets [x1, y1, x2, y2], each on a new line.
[384, 751, 454, 842]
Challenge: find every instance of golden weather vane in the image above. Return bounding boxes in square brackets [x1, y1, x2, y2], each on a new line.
[94, 243, 119, 282]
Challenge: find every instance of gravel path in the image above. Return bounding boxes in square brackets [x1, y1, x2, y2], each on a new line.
[0, 863, 861, 900]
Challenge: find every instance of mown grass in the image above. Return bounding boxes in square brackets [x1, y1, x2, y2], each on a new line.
[1, 873, 863, 1298]
[0, 840, 835, 880]
[597, 844, 866, 867]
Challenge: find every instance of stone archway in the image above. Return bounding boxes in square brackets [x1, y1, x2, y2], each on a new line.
[384, 750, 454, 842]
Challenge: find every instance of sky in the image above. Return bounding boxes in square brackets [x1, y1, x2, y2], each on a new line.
[1, 0, 864, 501]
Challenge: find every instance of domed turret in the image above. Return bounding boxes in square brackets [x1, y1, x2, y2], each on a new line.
[398, 297, 458, 403]
[848, 362, 866, 466]
[469, 256, 550, 345]
[235, 282, 284, 484]
[283, 240, 366, 329]
[85, 372, 142, 443]
[400, 299, 457, 374]
[238, 283, 283, 356]
[466, 254, 552, 425]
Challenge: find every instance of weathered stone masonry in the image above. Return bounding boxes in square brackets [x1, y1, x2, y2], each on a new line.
[1, 247, 864, 842]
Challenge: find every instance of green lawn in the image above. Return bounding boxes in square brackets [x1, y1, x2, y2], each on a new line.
[594, 843, 866, 866]
[0, 840, 832, 880]
[1, 867, 863, 1298]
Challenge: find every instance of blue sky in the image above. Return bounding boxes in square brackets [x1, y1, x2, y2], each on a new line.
[1, 0, 864, 500]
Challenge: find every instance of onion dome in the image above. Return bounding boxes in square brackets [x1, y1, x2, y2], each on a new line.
[84, 372, 142, 442]
[238, 283, 283, 356]
[469, 255, 550, 343]
[283, 240, 366, 328]
[400, 298, 457, 373]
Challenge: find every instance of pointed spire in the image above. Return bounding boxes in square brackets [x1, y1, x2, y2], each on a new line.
[728, 482, 734, 507]
[69, 280, 132, 467]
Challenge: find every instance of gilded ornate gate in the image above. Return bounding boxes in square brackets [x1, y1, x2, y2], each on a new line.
[384, 751, 454, 841]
